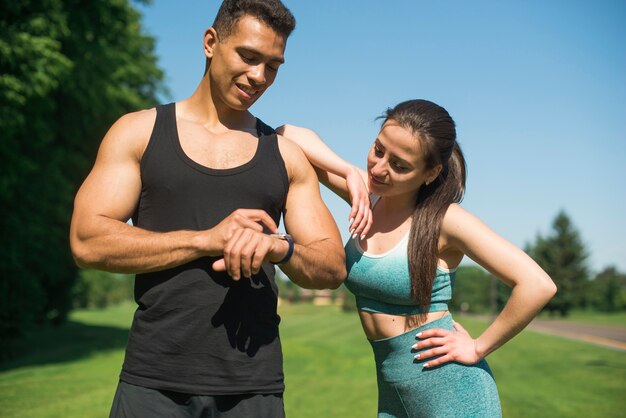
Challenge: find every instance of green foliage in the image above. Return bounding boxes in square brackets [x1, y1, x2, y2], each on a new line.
[586, 266, 626, 312]
[0, 0, 164, 359]
[341, 284, 357, 311]
[275, 269, 303, 303]
[526, 210, 589, 316]
[450, 265, 498, 313]
[72, 270, 134, 309]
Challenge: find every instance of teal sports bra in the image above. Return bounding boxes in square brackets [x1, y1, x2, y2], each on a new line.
[344, 196, 455, 315]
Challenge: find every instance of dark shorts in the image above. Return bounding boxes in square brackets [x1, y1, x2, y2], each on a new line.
[110, 381, 285, 418]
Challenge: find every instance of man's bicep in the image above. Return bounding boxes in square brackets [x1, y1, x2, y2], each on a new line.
[279, 143, 346, 287]
[283, 159, 341, 246]
[76, 153, 142, 223]
[72, 115, 147, 229]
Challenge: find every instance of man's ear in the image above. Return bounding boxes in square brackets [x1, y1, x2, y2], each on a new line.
[204, 27, 219, 59]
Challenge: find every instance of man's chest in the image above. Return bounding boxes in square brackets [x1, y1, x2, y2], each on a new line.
[177, 123, 259, 170]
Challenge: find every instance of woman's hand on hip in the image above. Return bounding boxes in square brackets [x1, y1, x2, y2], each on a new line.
[411, 320, 482, 368]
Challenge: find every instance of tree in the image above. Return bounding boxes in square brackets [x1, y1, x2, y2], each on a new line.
[274, 268, 303, 303]
[587, 266, 626, 312]
[0, 0, 164, 359]
[72, 270, 134, 309]
[526, 211, 588, 316]
[449, 265, 496, 314]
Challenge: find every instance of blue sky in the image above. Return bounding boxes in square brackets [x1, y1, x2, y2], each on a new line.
[138, 0, 625, 273]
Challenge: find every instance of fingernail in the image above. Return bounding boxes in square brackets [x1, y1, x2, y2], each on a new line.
[411, 344, 417, 350]
[349, 218, 354, 225]
[423, 362, 430, 368]
[416, 332, 422, 338]
[352, 233, 357, 239]
[360, 234, 366, 240]
[414, 353, 420, 360]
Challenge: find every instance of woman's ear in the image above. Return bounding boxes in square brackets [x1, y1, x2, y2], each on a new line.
[425, 164, 443, 186]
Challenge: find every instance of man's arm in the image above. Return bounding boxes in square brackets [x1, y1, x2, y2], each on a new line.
[276, 136, 347, 289]
[277, 124, 372, 239]
[69, 110, 279, 274]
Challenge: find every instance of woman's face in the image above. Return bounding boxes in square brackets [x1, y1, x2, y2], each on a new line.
[367, 121, 439, 201]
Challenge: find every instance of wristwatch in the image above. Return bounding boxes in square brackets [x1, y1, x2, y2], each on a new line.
[270, 233, 294, 265]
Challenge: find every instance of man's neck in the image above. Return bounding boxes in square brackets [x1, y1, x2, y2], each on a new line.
[180, 79, 257, 133]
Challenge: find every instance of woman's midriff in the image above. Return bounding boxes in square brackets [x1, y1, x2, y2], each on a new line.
[359, 310, 450, 341]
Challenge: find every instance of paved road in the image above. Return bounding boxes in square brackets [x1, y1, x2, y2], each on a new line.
[527, 319, 626, 351]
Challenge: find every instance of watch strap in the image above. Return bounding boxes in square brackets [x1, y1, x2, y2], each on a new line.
[270, 233, 294, 265]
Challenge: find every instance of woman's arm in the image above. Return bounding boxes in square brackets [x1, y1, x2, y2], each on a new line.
[414, 204, 557, 367]
[277, 124, 372, 239]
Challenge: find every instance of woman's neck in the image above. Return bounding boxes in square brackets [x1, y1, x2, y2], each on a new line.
[373, 194, 416, 232]
[378, 192, 416, 216]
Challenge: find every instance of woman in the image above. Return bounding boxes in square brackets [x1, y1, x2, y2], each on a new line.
[278, 99, 556, 418]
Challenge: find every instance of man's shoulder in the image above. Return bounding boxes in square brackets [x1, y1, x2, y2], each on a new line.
[276, 133, 306, 160]
[101, 107, 159, 157]
[115, 107, 158, 131]
[275, 134, 314, 183]
[112, 107, 159, 140]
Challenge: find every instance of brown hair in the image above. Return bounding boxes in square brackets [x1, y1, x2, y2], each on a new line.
[381, 99, 466, 312]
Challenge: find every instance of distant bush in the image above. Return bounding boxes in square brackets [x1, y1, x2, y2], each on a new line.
[585, 266, 626, 312]
[450, 266, 499, 314]
[72, 270, 134, 309]
[275, 269, 304, 303]
[341, 285, 357, 312]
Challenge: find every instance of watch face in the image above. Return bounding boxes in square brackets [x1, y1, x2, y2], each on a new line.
[271, 233, 292, 241]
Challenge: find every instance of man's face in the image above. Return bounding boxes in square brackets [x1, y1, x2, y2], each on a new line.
[206, 15, 286, 111]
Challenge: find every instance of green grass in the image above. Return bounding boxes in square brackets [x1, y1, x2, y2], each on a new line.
[281, 304, 377, 417]
[0, 304, 133, 418]
[0, 303, 624, 417]
[456, 314, 626, 418]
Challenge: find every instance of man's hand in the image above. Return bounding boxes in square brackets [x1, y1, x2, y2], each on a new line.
[212, 230, 289, 280]
[206, 209, 279, 254]
[207, 209, 286, 280]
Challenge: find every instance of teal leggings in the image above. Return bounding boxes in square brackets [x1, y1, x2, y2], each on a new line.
[370, 315, 502, 418]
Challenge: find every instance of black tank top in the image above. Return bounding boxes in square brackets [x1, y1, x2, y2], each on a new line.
[121, 103, 289, 395]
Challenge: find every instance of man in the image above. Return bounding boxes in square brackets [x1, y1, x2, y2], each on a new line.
[69, 1, 346, 416]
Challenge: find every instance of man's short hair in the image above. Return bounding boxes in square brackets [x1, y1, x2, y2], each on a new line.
[213, 0, 296, 41]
